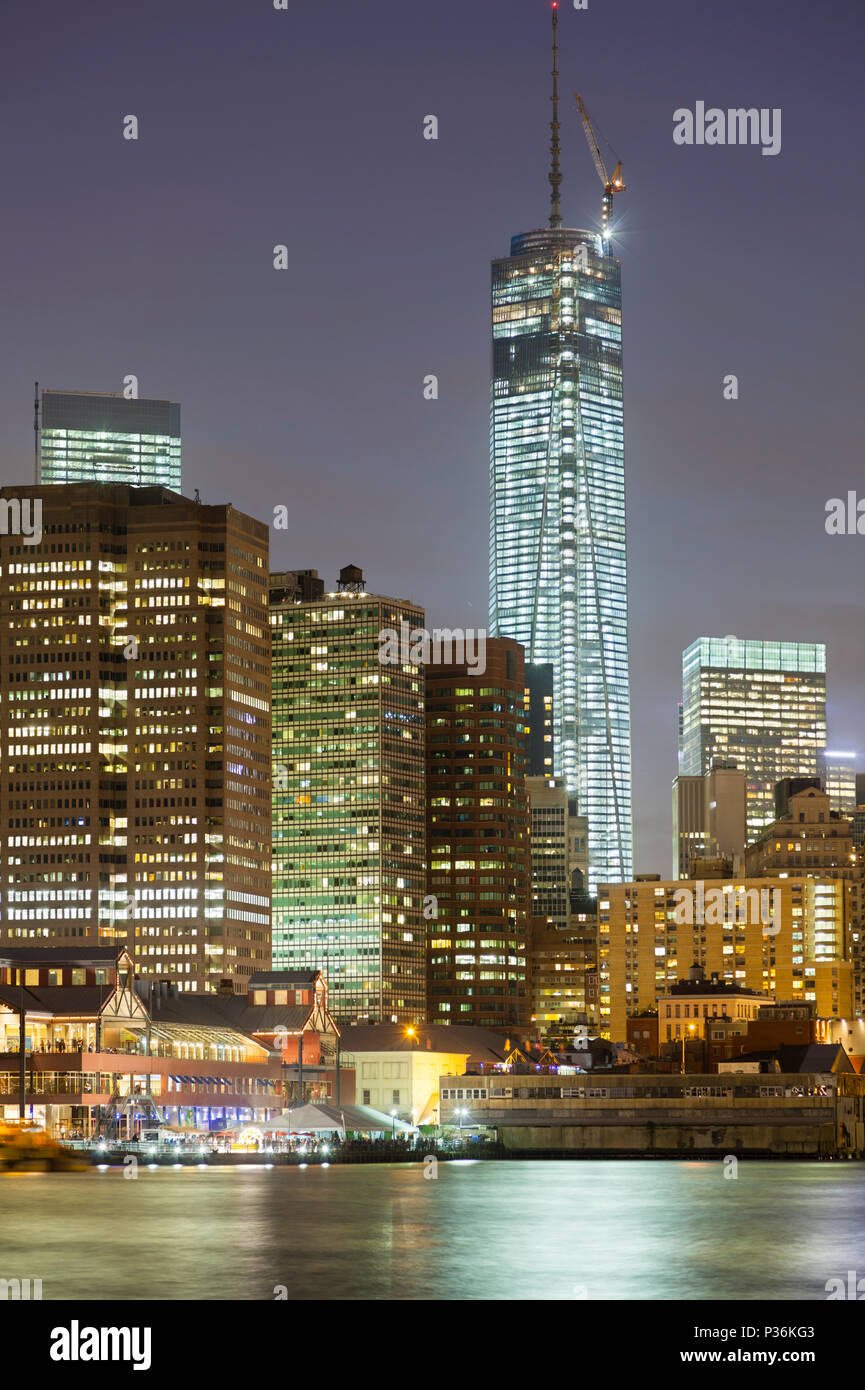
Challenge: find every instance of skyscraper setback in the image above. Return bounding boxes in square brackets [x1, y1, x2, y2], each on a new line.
[489, 10, 632, 893]
[39, 389, 181, 491]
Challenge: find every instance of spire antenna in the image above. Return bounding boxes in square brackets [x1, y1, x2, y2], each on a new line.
[549, 4, 563, 228]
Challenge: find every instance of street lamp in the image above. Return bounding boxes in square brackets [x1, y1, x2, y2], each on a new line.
[681, 1023, 697, 1075]
[390, 1107, 397, 1140]
[458, 1107, 468, 1133]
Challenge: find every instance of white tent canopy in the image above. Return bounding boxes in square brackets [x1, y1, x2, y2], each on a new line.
[225, 1104, 415, 1136]
[290, 1103, 416, 1134]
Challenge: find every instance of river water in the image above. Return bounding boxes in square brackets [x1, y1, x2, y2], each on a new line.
[1, 1160, 863, 1300]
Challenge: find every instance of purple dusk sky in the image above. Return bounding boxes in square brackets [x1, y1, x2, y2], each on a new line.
[1, 0, 863, 871]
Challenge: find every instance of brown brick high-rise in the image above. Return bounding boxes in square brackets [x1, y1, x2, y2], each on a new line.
[426, 637, 529, 1029]
[0, 484, 271, 989]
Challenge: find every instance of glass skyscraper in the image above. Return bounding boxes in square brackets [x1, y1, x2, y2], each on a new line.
[270, 567, 426, 1024]
[488, 21, 632, 893]
[679, 636, 827, 840]
[39, 390, 181, 491]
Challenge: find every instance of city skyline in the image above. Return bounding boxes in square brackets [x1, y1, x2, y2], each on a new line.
[0, 0, 863, 1321]
[2, 0, 862, 876]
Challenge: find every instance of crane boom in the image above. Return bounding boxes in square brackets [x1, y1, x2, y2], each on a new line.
[575, 91, 626, 243]
[576, 93, 610, 188]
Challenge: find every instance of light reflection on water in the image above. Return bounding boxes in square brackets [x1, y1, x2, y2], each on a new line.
[0, 1160, 863, 1301]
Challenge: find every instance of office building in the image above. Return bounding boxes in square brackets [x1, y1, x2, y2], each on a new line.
[0, 483, 271, 988]
[525, 662, 555, 776]
[270, 566, 426, 1024]
[679, 636, 826, 841]
[672, 763, 747, 878]
[818, 749, 858, 814]
[426, 637, 529, 1030]
[488, 10, 632, 891]
[527, 776, 576, 929]
[527, 913, 598, 1043]
[39, 389, 181, 491]
[597, 871, 852, 1043]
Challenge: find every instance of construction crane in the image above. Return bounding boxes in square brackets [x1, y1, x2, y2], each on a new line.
[575, 93, 625, 243]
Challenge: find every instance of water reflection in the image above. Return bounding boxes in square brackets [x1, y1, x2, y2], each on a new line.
[0, 1160, 862, 1301]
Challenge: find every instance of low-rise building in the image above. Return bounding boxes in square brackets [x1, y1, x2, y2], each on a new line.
[438, 1063, 865, 1157]
[338, 1022, 509, 1126]
[657, 965, 772, 1047]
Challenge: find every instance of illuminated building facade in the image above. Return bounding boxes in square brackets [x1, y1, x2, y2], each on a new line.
[528, 916, 598, 1043]
[679, 636, 827, 841]
[269, 567, 426, 1024]
[745, 784, 863, 1018]
[527, 774, 587, 929]
[426, 638, 529, 1029]
[0, 484, 271, 989]
[39, 390, 181, 491]
[597, 872, 852, 1043]
[489, 228, 632, 893]
[818, 749, 858, 814]
[0, 949, 339, 1136]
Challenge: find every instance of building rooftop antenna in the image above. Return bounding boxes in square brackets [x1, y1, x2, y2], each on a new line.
[549, 4, 563, 229]
[34, 382, 40, 483]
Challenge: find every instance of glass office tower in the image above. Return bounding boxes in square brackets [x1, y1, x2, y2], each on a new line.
[489, 227, 632, 892]
[39, 390, 181, 491]
[680, 636, 827, 841]
[270, 567, 426, 1024]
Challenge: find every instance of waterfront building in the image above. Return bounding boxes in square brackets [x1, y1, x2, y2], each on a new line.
[270, 566, 426, 1024]
[39, 389, 181, 491]
[337, 1022, 508, 1127]
[488, 11, 632, 892]
[679, 636, 826, 841]
[672, 763, 747, 879]
[438, 1063, 865, 1158]
[597, 871, 853, 1044]
[0, 948, 340, 1137]
[426, 638, 530, 1030]
[0, 483, 271, 989]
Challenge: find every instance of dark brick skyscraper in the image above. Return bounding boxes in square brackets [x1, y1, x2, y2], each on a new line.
[0, 483, 271, 990]
[426, 638, 529, 1029]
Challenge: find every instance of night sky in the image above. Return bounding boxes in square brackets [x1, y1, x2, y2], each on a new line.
[2, 0, 863, 873]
